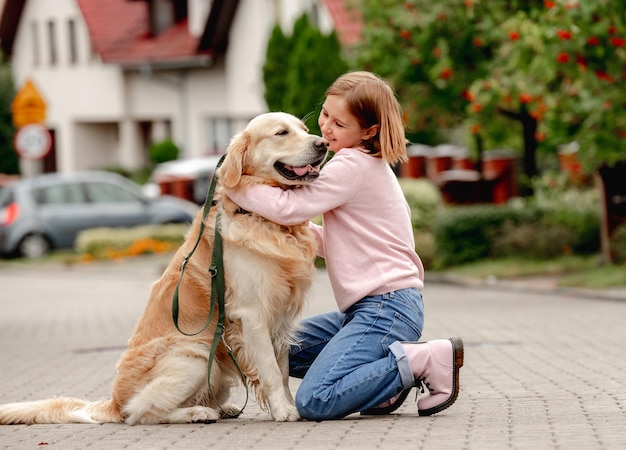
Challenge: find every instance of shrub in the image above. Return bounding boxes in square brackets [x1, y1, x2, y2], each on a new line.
[433, 205, 531, 268]
[490, 221, 575, 259]
[414, 230, 436, 269]
[148, 139, 179, 165]
[432, 199, 600, 268]
[398, 178, 442, 231]
[610, 223, 626, 265]
[75, 224, 188, 260]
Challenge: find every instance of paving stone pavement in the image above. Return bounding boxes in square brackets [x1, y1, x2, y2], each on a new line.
[0, 254, 625, 449]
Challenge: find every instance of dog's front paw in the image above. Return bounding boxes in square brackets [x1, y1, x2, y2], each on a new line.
[218, 403, 243, 419]
[186, 406, 221, 424]
[271, 403, 300, 422]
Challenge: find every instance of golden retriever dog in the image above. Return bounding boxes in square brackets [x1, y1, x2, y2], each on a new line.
[0, 112, 328, 424]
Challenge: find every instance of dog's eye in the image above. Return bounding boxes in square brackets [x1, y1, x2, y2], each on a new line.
[276, 130, 289, 136]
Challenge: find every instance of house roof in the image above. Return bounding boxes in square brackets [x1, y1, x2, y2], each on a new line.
[0, 0, 26, 57]
[0, 0, 239, 68]
[323, 0, 362, 46]
[77, 0, 203, 66]
[1, 0, 358, 65]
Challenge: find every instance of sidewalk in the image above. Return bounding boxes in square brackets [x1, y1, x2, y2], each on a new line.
[1, 254, 625, 449]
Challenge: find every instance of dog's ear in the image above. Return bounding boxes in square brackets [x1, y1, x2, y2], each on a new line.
[218, 130, 249, 187]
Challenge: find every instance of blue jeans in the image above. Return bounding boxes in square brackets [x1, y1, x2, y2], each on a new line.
[289, 288, 424, 420]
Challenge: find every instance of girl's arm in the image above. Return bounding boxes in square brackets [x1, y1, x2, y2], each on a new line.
[222, 154, 357, 226]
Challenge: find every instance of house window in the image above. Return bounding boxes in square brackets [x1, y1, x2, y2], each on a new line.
[30, 21, 40, 67]
[206, 118, 232, 154]
[150, 0, 174, 36]
[68, 19, 78, 64]
[173, 0, 188, 22]
[47, 20, 57, 66]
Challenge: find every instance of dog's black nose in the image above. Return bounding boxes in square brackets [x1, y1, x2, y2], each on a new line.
[314, 138, 329, 150]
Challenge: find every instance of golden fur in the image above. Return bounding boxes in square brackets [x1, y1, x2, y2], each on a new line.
[0, 112, 328, 424]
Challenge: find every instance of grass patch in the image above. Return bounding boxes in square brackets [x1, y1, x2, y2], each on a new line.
[441, 255, 626, 289]
[445, 255, 598, 279]
[559, 265, 626, 289]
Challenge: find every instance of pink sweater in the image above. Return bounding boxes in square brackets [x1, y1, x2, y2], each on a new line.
[224, 148, 424, 312]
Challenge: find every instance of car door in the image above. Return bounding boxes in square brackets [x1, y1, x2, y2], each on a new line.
[35, 182, 95, 247]
[84, 180, 151, 228]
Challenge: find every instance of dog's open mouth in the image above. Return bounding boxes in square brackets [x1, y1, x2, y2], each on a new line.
[274, 156, 326, 181]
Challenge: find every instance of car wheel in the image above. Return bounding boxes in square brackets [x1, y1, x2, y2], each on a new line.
[18, 233, 51, 258]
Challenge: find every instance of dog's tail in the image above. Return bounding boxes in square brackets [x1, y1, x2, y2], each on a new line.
[0, 397, 123, 424]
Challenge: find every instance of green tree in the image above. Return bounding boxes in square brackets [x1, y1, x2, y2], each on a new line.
[0, 55, 18, 174]
[263, 24, 290, 113]
[353, 0, 626, 177]
[263, 14, 348, 134]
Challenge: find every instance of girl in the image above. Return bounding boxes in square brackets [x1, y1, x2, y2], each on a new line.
[224, 71, 463, 420]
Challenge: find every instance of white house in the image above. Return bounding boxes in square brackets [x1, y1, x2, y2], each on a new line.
[0, 0, 360, 176]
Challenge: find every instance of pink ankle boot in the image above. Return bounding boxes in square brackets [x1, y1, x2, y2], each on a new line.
[403, 337, 464, 416]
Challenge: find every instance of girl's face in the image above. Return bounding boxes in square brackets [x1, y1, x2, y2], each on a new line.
[318, 95, 378, 153]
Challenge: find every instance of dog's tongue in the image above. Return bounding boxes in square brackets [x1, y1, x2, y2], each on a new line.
[293, 164, 316, 176]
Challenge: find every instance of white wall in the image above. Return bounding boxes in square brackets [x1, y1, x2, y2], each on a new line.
[10, 0, 334, 172]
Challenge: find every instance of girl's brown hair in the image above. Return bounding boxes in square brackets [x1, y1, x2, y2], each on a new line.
[325, 71, 407, 165]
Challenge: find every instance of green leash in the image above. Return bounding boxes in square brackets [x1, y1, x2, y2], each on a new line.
[171, 154, 249, 418]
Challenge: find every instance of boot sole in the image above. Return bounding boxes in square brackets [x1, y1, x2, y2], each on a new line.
[418, 336, 464, 416]
[360, 387, 412, 416]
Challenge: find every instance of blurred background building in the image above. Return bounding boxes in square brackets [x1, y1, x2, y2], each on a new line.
[0, 0, 355, 176]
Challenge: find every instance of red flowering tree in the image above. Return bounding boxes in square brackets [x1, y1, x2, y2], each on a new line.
[353, 0, 626, 178]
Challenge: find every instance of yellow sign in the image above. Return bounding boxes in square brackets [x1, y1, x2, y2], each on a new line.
[11, 79, 47, 128]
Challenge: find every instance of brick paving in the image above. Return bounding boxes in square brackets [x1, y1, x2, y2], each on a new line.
[0, 255, 625, 449]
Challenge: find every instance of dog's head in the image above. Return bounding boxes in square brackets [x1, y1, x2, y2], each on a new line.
[217, 112, 328, 189]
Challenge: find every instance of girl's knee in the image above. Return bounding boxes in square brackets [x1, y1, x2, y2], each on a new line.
[295, 388, 334, 421]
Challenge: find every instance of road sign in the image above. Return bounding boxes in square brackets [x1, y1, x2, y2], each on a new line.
[11, 79, 47, 128]
[14, 124, 52, 160]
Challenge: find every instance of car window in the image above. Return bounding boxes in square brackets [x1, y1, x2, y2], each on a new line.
[0, 188, 13, 208]
[86, 182, 141, 203]
[35, 184, 87, 205]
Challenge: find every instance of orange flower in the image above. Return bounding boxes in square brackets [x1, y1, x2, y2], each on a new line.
[399, 29, 411, 40]
[587, 36, 600, 46]
[556, 52, 570, 63]
[610, 37, 626, 47]
[519, 93, 534, 104]
[473, 37, 484, 47]
[534, 131, 546, 142]
[471, 102, 483, 112]
[509, 31, 520, 41]
[440, 67, 453, 80]
[462, 90, 475, 102]
[470, 124, 481, 134]
[557, 30, 572, 40]
[596, 71, 616, 83]
[544, 0, 556, 8]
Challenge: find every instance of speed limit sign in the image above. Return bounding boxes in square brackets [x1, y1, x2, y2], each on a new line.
[14, 124, 52, 160]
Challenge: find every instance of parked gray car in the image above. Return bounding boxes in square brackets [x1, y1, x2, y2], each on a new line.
[0, 171, 199, 258]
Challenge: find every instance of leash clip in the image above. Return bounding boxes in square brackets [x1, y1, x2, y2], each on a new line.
[221, 334, 232, 352]
[180, 256, 190, 271]
[208, 266, 218, 277]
